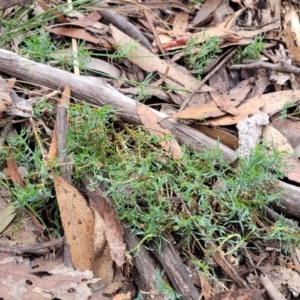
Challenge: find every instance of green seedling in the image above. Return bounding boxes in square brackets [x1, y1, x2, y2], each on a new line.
[234, 34, 266, 63]
[20, 29, 56, 63]
[184, 30, 222, 79]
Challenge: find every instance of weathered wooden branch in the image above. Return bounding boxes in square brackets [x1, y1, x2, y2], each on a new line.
[0, 0, 30, 10]
[0, 49, 299, 218]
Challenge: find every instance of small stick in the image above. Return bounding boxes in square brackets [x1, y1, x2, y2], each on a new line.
[179, 48, 237, 112]
[0, 238, 64, 255]
[143, 9, 165, 54]
[230, 60, 300, 75]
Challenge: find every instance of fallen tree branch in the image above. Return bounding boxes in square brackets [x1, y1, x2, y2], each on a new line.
[230, 60, 300, 75]
[0, 0, 30, 10]
[0, 49, 299, 218]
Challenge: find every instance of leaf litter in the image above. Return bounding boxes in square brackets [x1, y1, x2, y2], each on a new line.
[0, 0, 300, 299]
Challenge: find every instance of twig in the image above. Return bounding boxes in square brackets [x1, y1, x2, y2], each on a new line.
[143, 9, 165, 54]
[230, 60, 300, 75]
[67, 0, 80, 75]
[260, 275, 286, 300]
[0, 238, 64, 255]
[0, 0, 30, 10]
[57, 105, 72, 183]
[179, 48, 237, 112]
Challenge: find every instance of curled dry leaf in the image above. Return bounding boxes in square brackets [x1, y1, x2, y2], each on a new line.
[87, 186, 126, 268]
[0, 252, 98, 300]
[204, 94, 265, 126]
[53, 174, 94, 271]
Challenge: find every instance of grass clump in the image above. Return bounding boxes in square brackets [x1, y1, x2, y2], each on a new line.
[20, 29, 56, 63]
[234, 34, 266, 63]
[65, 104, 299, 251]
[0, 102, 299, 258]
[183, 30, 222, 79]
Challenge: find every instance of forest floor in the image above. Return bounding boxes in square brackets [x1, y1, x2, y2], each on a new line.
[0, 0, 300, 299]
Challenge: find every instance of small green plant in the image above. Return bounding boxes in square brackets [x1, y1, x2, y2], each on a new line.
[184, 30, 222, 79]
[234, 34, 265, 63]
[20, 29, 56, 63]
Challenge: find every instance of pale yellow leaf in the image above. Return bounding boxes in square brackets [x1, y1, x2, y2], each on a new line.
[53, 174, 94, 271]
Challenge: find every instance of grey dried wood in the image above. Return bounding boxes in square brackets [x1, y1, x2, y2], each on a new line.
[57, 105, 72, 183]
[151, 239, 200, 300]
[123, 228, 159, 294]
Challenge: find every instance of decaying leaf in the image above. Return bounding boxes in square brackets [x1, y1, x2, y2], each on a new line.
[53, 174, 94, 271]
[205, 95, 265, 126]
[0, 205, 16, 234]
[87, 185, 126, 268]
[93, 244, 114, 285]
[261, 90, 300, 116]
[210, 79, 252, 115]
[92, 210, 114, 285]
[258, 265, 300, 293]
[6, 153, 25, 187]
[263, 125, 300, 183]
[110, 25, 211, 91]
[173, 12, 189, 35]
[0, 92, 11, 113]
[48, 27, 106, 45]
[0, 252, 98, 300]
[209, 289, 265, 300]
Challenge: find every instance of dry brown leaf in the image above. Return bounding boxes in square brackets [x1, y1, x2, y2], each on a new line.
[6, 153, 25, 187]
[263, 125, 300, 184]
[136, 105, 182, 159]
[112, 291, 132, 300]
[48, 27, 106, 45]
[209, 289, 265, 300]
[200, 275, 211, 299]
[47, 125, 58, 161]
[0, 252, 97, 300]
[211, 79, 252, 115]
[173, 12, 189, 35]
[285, 24, 300, 63]
[166, 101, 225, 121]
[258, 265, 300, 293]
[261, 90, 300, 115]
[192, 0, 222, 26]
[94, 210, 107, 257]
[69, 11, 101, 27]
[53, 174, 94, 271]
[0, 92, 11, 113]
[205, 95, 265, 126]
[193, 125, 239, 150]
[0, 205, 16, 234]
[36, 0, 70, 23]
[110, 25, 211, 91]
[88, 187, 126, 268]
[93, 244, 114, 285]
